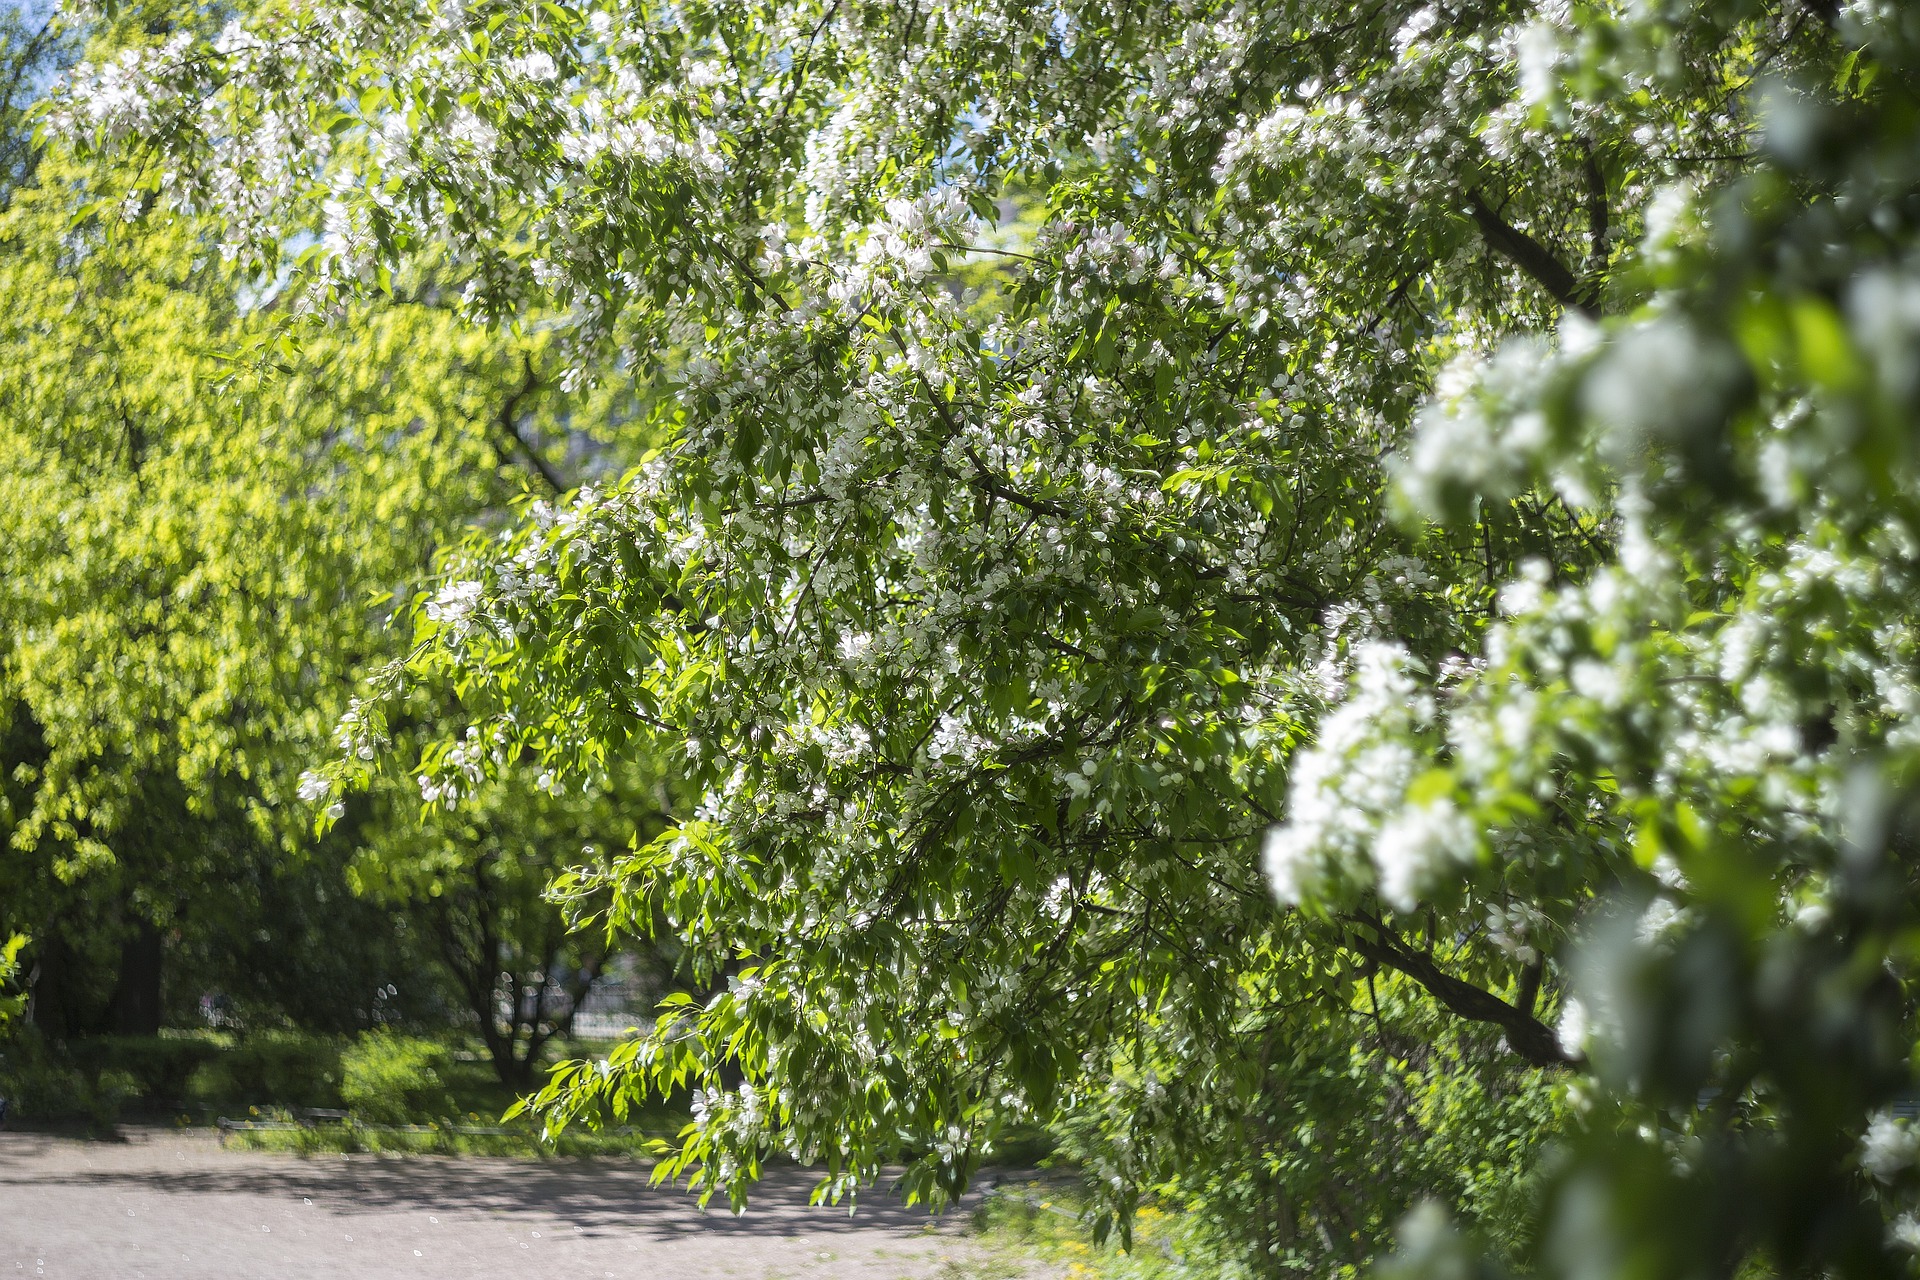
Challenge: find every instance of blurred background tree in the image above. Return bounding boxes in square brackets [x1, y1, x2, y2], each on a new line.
[0, 6, 676, 1088]
[0, 936, 25, 1029]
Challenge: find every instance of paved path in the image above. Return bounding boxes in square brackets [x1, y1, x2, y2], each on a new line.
[0, 1128, 1023, 1280]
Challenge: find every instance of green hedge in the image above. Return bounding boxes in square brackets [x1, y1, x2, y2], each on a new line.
[0, 1030, 347, 1121]
[183, 1032, 344, 1110]
[0, 1031, 121, 1126]
[339, 1033, 455, 1124]
[65, 1036, 222, 1105]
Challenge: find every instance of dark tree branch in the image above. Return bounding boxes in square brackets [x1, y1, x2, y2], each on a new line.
[0, 16, 57, 204]
[0, 16, 54, 135]
[1801, 0, 1840, 35]
[1515, 953, 1546, 1018]
[494, 355, 566, 495]
[1343, 913, 1576, 1069]
[885, 328, 1070, 516]
[962, 442, 1069, 516]
[935, 240, 1046, 265]
[526, 960, 549, 1045]
[555, 949, 605, 1041]
[1466, 190, 1595, 316]
[1580, 141, 1610, 274]
[1360, 261, 1430, 334]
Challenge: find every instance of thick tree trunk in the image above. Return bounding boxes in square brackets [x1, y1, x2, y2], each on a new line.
[111, 919, 164, 1036]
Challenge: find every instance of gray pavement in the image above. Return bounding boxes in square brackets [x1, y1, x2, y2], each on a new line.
[0, 1127, 1021, 1279]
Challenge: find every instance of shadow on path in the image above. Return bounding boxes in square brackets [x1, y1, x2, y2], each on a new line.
[0, 1133, 979, 1241]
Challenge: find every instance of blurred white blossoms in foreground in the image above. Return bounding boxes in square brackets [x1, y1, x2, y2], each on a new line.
[1864, 1113, 1920, 1183]
[1263, 642, 1463, 910]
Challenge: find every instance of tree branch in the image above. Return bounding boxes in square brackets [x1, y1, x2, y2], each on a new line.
[1580, 140, 1610, 274]
[494, 355, 566, 495]
[1343, 913, 1576, 1068]
[1466, 190, 1594, 317]
[1516, 953, 1545, 1018]
[962, 442, 1069, 516]
[885, 328, 1070, 516]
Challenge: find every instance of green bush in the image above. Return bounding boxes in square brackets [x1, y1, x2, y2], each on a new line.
[94, 1069, 139, 1118]
[237, 1032, 343, 1107]
[4, 1030, 350, 1122]
[185, 1032, 343, 1110]
[0, 1030, 118, 1127]
[182, 1057, 238, 1110]
[339, 1032, 454, 1124]
[66, 1036, 222, 1107]
[0, 936, 24, 1029]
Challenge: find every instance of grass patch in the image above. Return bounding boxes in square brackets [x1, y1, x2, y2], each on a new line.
[216, 1113, 674, 1158]
[961, 1180, 1196, 1280]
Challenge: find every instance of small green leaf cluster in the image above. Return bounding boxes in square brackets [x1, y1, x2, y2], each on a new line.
[0, 934, 25, 1028]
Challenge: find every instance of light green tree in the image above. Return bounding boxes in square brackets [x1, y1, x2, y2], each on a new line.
[0, 111, 667, 1066]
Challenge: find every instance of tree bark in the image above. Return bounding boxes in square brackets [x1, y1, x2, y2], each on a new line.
[1466, 190, 1596, 316]
[27, 929, 72, 1039]
[1343, 914, 1576, 1069]
[492, 357, 565, 495]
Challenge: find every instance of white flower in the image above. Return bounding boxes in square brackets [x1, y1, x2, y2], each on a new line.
[1372, 797, 1477, 911]
[1265, 643, 1442, 907]
[506, 51, 558, 81]
[1556, 996, 1589, 1058]
[425, 579, 486, 640]
[1635, 896, 1686, 944]
[1515, 23, 1562, 106]
[1863, 1111, 1920, 1181]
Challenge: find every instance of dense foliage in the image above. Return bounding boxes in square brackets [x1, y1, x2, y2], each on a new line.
[0, 39, 661, 1071]
[0, 934, 24, 1029]
[1280, 10, 1920, 1278]
[44, 0, 1920, 1275]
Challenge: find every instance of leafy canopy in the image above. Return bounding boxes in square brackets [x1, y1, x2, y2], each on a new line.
[0, 111, 657, 1051]
[48, 0, 1920, 1275]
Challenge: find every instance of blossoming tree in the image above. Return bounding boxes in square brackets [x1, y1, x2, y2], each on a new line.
[48, 0, 1920, 1272]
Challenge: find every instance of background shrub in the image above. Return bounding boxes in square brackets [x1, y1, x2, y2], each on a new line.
[0, 1029, 115, 1127]
[340, 1032, 454, 1124]
[184, 1032, 342, 1110]
[66, 1035, 221, 1107]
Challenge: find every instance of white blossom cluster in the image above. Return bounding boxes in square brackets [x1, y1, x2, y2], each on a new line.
[1865, 1112, 1920, 1183]
[54, 0, 1886, 1230]
[1264, 642, 1466, 910]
